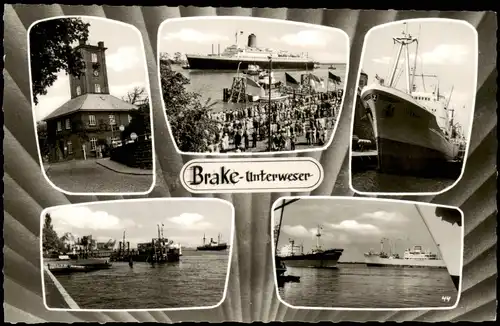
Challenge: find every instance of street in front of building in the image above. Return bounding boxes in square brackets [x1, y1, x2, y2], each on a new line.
[44, 159, 153, 193]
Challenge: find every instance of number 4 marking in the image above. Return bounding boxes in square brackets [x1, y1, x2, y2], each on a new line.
[441, 296, 451, 302]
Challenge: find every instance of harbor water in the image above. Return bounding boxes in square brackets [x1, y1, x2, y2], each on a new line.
[46, 249, 229, 309]
[173, 65, 347, 113]
[279, 264, 458, 308]
[351, 170, 456, 193]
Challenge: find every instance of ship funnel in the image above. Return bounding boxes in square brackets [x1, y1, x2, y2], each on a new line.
[211, 44, 214, 55]
[218, 44, 220, 56]
[248, 33, 257, 48]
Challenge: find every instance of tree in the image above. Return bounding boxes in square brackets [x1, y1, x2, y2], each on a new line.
[42, 213, 62, 253]
[30, 18, 90, 105]
[174, 52, 183, 63]
[160, 60, 220, 152]
[122, 87, 151, 141]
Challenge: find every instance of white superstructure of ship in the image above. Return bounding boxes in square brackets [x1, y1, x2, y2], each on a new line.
[364, 238, 446, 268]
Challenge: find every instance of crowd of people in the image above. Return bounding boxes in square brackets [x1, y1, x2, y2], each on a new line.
[201, 89, 344, 153]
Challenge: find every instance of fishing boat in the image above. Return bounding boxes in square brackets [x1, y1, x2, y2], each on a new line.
[360, 23, 464, 176]
[185, 32, 315, 70]
[278, 225, 344, 268]
[196, 234, 228, 251]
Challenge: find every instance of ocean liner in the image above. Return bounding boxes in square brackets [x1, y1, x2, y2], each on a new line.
[360, 24, 464, 175]
[277, 225, 344, 268]
[364, 238, 446, 268]
[185, 32, 315, 70]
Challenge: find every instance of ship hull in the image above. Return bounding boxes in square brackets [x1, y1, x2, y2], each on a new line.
[361, 84, 457, 177]
[364, 255, 446, 268]
[196, 244, 228, 251]
[279, 249, 343, 269]
[186, 55, 315, 71]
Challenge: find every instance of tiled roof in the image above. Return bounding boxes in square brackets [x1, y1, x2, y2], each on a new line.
[43, 94, 138, 121]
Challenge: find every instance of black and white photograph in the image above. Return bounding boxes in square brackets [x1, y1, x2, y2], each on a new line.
[30, 17, 154, 194]
[41, 198, 234, 310]
[273, 197, 462, 309]
[158, 17, 348, 154]
[350, 19, 477, 194]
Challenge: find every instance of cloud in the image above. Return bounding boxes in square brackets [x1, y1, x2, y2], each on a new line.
[167, 213, 212, 230]
[327, 220, 381, 235]
[359, 211, 407, 223]
[276, 30, 329, 48]
[109, 82, 148, 99]
[48, 206, 136, 232]
[282, 224, 315, 238]
[106, 46, 142, 72]
[370, 44, 470, 66]
[163, 29, 229, 44]
[420, 44, 470, 65]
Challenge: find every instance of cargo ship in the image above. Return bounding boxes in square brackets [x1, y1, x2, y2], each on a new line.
[360, 23, 464, 176]
[185, 32, 315, 70]
[277, 225, 344, 268]
[196, 234, 228, 251]
[364, 239, 446, 268]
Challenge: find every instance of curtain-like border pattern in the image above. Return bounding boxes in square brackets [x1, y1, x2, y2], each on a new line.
[3, 5, 497, 322]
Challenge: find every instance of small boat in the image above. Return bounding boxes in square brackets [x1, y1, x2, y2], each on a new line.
[181, 63, 190, 69]
[58, 255, 71, 260]
[244, 64, 261, 75]
[47, 259, 112, 275]
[329, 65, 336, 70]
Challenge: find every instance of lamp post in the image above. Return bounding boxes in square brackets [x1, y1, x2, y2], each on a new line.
[268, 55, 272, 151]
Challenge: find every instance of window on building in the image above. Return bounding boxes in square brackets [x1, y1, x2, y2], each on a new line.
[76, 86, 82, 96]
[57, 121, 62, 131]
[90, 137, 98, 151]
[128, 114, 132, 123]
[89, 114, 96, 126]
[67, 141, 73, 154]
[109, 114, 116, 125]
[91, 53, 98, 63]
[95, 84, 101, 93]
[65, 118, 71, 130]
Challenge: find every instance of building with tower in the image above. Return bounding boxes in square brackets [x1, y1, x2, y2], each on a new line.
[42, 40, 140, 163]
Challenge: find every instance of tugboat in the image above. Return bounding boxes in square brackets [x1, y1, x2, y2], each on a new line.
[196, 234, 228, 251]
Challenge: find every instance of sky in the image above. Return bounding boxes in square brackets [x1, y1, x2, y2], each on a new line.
[159, 17, 348, 64]
[275, 198, 462, 264]
[46, 200, 233, 249]
[361, 20, 477, 137]
[33, 17, 149, 121]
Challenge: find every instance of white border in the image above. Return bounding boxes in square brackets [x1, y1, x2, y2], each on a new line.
[179, 157, 324, 193]
[27, 16, 157, 196]
[157, 16, 350, 157]
[40, 197, 236, 312]
[348, 18, 479, 196]
[270, 196, 464, 311]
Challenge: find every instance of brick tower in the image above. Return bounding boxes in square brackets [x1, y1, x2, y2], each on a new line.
[69, 40, 110, 98]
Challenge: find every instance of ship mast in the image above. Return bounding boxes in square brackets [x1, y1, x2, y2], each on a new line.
[273, 198, 301, 255]
[315, 225, 322, 250]
[388, 23, 417, 94]
[203, 234, 206, 245]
